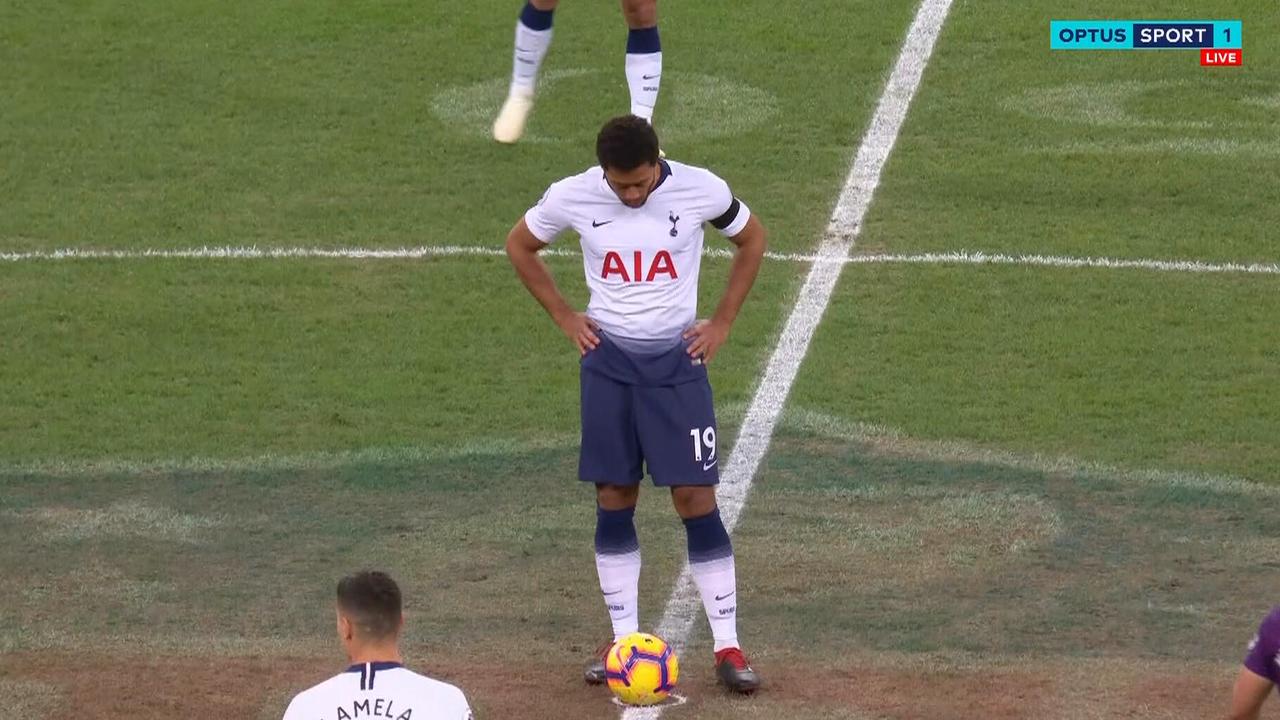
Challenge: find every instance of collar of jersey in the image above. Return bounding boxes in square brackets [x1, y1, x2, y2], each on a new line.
[345, 661, 403, 673]
[652, 159, 672, 192]
[598, 159, 671, 199]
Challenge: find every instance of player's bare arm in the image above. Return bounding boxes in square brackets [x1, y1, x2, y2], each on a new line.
[1227, 666, 1273, 720]
[505, 217, 601, 355]
[683, 213, 766, 364]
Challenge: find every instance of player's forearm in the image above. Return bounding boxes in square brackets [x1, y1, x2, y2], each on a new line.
[1228, 705, 1262, 720]
[1228, 669, 1272, 720]
[711, 224, 766, 327]
[1228, 694, 1264, 720]
[507, 246, 576, 323]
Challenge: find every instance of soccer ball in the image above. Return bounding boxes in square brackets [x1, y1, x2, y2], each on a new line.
[605, 632, 679, 706]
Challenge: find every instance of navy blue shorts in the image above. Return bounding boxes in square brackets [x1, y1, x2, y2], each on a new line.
[579, 335, 719, 487]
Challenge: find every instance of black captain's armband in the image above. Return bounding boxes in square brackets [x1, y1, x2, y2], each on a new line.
[710, 198, 742, 231]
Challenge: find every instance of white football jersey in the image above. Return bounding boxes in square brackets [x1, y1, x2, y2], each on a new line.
[525, 160, 751, 352]
[282, 662, 472, 720]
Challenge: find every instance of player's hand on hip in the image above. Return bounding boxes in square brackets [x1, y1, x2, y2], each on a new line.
[683, 319, 729, 365]
[557, 311, 601, 356]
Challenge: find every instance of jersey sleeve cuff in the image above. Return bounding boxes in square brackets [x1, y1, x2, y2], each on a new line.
[523, 209, 557, 244]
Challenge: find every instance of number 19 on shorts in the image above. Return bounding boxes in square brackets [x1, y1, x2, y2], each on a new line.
[690, 427, 717, 463]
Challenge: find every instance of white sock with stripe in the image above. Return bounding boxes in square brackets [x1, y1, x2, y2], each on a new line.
[595, 505, 642, 640]
[684, 508, 739, 651]
[624, 27, 662, 121]
[510, 3, 554, 96]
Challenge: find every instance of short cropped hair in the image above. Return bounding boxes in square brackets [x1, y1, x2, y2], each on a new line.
[596, 115, 660, 171]
[336, 570, 402, 640]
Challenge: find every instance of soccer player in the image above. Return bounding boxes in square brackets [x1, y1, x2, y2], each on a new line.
[281, 571, 473, 720]
[1228, 606, 1280, 720]
[505, 114, 766, 694]
[493, 0, 663, 143]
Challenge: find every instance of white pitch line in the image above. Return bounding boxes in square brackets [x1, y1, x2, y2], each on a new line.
[0, 245, 578, 262]
[622, 1, 954, 718]
[847, 251, 1280, 276]
[3, 245, 1277, 276]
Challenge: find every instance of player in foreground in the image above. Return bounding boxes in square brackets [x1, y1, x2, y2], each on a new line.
[1228, 606, 1280, 720]
[281, 571, 473, 720]
[505, 115, 766, 693]
[493, 0, 663, 143]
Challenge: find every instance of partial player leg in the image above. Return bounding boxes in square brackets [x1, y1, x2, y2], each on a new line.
[494, 0, 557, 143]
[585, 483, 643, 684]
[620, 0, 661, 123]
[635, 368, 761, 694]
[671, 488, 760, 694]
[579, 361, 644, 684]
[596, 484, 643, 642]
[671, 490, 733, 652]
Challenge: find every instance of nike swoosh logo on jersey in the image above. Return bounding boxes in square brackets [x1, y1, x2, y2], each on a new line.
[703, 459, 718, 471]
[642, 73, 661, 80]
[592, 219, 613, 227]
[715, 591, 735, 601]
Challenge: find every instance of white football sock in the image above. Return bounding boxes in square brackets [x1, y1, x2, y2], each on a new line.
[511, 22, 552, 96]
[596, 549, 641, 640]
[625, 51, 661, 121]
[690, 555, 738, 651]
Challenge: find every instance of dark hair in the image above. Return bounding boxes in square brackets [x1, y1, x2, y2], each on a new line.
[596, 114, 660, 171]
[336, 571, 402, 640]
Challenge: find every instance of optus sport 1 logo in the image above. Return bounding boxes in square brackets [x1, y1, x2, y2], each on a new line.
[1050, 20, 1242, 66]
